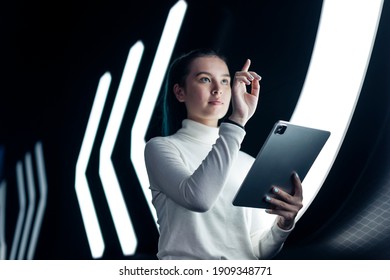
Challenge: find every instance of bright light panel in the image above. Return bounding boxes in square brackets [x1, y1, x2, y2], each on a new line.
[131, 0, 188, 225]
[0, 180, 6, 260]
[10, 162, 26, 260]
[99, 41, 144, 255]
[27, 142, 48, 260]
[75, 73, 112, 259]
[290, 0, 384, 219]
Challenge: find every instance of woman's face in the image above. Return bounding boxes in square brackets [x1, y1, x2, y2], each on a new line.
[174, 56, 231, 127]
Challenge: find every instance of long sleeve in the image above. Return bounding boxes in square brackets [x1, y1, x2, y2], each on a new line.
[144, 122, 246, 212]
[250, 211, 294, 259]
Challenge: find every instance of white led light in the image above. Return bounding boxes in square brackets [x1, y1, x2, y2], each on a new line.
[3, 142, 48, 260]
[290, 0, 384, 218]
[75, 73, 111, 259]
[27, 141, 48, 260]
[99, 41, 144, 255]
[0, 180, 6, 260]
[10, 162, 26, 260]
[18, 153, 35, 260]
[131, 0, 188, 225]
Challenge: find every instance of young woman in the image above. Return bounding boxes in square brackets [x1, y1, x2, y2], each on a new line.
[144, 49, 303, 260]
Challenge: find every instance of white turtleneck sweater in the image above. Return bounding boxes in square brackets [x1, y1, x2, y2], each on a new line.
[144, 119, 292, 260]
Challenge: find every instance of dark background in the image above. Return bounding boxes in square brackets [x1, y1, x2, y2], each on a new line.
[0, 0, 389, 259]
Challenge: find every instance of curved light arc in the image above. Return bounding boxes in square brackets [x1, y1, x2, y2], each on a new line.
[290, 0, 384, 219]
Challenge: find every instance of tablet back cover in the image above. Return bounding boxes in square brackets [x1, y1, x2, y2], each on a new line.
[232, 121, 330, 209]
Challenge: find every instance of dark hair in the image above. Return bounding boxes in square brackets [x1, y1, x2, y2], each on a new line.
[161, 48, 228, 136]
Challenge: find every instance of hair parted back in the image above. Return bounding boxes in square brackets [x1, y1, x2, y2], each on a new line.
[161, 48, 228, 136]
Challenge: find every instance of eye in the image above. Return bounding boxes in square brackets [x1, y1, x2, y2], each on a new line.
[221, 78, 230, 85]
[200, 76, 211, 83]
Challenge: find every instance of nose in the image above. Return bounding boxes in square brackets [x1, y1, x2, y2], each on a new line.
[212, 86, 222, 96]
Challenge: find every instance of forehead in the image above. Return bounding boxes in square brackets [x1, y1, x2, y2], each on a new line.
[188, 56, 229, 75]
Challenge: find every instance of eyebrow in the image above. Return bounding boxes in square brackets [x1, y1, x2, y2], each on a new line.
[195, 71, 230, 78]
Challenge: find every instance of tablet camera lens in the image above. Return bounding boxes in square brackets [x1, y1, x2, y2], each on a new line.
[275, 125, 287, 135]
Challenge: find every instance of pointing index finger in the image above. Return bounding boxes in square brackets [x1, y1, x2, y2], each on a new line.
[242, 59, 251, 72]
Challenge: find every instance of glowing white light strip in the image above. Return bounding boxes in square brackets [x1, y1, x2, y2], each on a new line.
[99, 41, 144, 255]
[131, 0, 188, 225]
[27, 142, 48, 260]
[18, 153, 35, 260]
[75, 73, 112, 259]
[10, 162, 26, 260]
[0, 180, 6, 260]
[290, 0, 384, 219]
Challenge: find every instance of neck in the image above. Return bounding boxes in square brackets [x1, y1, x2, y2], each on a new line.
[187, 117, 219, 128]
[178, 119, 220, 144]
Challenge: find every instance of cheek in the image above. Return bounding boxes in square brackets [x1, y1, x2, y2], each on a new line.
[184, 92, 206, 111]
[222, 92, 231, 111]
[191, 90, 210, 102]
[188, 93, 205, 104]
[224, 90, 232, 103]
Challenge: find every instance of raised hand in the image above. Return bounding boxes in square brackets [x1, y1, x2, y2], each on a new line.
[229, 59, 262, 127]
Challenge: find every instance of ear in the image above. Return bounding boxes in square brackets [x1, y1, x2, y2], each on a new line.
[173, 84, 186, 102]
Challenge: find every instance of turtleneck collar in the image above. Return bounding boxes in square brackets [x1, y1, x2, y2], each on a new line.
[175, 119, 219, 145]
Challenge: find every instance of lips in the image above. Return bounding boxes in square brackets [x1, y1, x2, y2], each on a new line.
[208, 100, 223, 105]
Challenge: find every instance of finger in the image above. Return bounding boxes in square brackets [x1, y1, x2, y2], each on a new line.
[265, 208, 294, 221]
[235, 71, 260, 84]
[291, 172, 303, 198]
[234, 74, 252, 85]
[269, 186, 303, 208]
[264, 195, 296, 212]
[271, 186, 291, 202]
[234, 76, 251, 87]
[248, 71, 262, 80]
[250, 76, 260, 97]
[241, 58, 251, 72]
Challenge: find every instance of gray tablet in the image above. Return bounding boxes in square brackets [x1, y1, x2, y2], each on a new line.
[232, 120, 330, 209]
